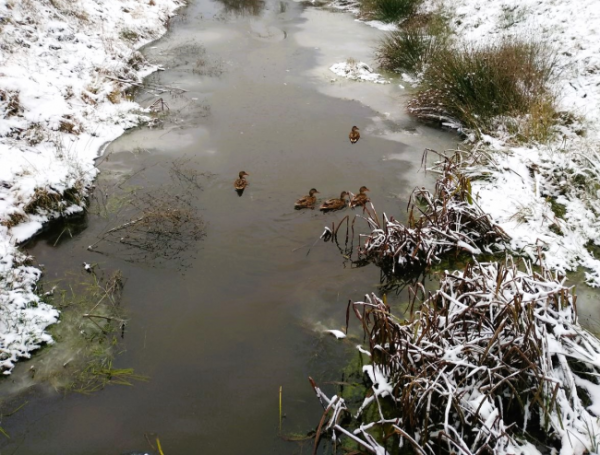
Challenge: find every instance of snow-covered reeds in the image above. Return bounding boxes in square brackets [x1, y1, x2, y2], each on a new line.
[314, 258, 600, 454]
[328, 150, 509, 276]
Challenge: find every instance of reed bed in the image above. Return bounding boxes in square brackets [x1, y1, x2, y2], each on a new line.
[324, 151, 509, 277]
[311, 258, 600, 454]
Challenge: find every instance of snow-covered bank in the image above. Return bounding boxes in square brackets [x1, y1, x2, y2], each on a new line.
[0, 0, 185, 374]
[417, 0, 600, 285]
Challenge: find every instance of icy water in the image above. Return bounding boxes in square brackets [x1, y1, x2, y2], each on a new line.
[0, 0, 458, 453]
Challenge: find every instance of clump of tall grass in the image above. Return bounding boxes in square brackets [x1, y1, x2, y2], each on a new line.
[359, 0, 421, 23]
[375, 13, 450, 74]
[376, 24, 432, 73]
[408, 38, 558, 139]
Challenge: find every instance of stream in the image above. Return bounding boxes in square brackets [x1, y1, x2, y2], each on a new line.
[0, 0, 462, 453]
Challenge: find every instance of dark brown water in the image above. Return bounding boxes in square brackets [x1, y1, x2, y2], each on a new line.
[0, 0, 458, 453]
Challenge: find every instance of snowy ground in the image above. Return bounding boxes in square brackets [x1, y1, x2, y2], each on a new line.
[0, 0, 185, 374]
[332, 0, 600, 287]
[420, 0, 600, 287]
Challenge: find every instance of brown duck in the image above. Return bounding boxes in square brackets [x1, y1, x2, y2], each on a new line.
[234, 171, 249, 190]
[350, 186, 370, 208]
[295, 188, 320, 210]
[349, 126, 360, 144]
[319, 191, 349, 212]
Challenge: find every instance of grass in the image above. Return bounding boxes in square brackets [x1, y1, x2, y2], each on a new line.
[376, 23, 435, 73]
[375, 12, 450, 74]
[408, 38, 558, 140]
[32, 268, 147, 393]
[119, 28, 140, 42]
[359, 0, 421, 23]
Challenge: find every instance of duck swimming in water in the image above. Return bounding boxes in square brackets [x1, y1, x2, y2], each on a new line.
[234, 171, 249, 191]
[349, 126, 360, 144]
[319, 191, 349, 212]
[295, 188, 319, 210]
[350, 186, 370, 208]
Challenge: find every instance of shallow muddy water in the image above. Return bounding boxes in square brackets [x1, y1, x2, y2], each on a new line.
[0, 0, 460, 453]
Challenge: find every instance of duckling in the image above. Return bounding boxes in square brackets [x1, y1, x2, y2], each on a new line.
[349, 126, 360, 144]
[319, 191, 349, 212]
[234, 171, 249, 190]
[295, 188, 320, 210]
[350, 186, 370, 208]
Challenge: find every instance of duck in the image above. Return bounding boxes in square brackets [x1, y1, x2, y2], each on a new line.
[319, 191, 349, 212]
[295, 188, 320, 210]
[350, 186, 370, 208]
[234, 171, 249, 190]
[349, 126, 360, 144]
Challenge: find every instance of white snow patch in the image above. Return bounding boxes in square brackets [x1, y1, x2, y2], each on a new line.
[329, 61, 390, 84]
[327, 329, 347, 339]
[0, 0, 185, 373]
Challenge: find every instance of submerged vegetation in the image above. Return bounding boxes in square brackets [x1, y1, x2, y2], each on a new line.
[88, 157, 208, 269]
[10, 267, 145, 394]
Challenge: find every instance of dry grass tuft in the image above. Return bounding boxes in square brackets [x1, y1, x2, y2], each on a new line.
[359, 0, 421, 23]
[408, 38, 558, 139]
[0, 89, 22, 117]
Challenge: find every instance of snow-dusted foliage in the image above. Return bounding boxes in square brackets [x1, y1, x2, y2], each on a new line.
[0, 0, 185, 373]
[414, 0, 600, 285]
[323, 151, 509, 275]
[317, 260, 600, 455]
[466, 140, 600, 287]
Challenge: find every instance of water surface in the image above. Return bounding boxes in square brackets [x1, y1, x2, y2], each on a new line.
[0, 0, 458, 453]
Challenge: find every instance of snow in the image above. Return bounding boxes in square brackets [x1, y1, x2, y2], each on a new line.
[329, 61, 390, 84]
[415, 0, 600, 287]
[0, 0, 185, 373]
[327, 329, 347, 339]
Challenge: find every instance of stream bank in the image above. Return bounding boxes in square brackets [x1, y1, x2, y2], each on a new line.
[0, 0, 459, 452]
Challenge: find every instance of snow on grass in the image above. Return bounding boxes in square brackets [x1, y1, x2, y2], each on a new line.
[413, 0, 600, 286]
[0, 0, 185, 374]
[330, 60, 390, 83]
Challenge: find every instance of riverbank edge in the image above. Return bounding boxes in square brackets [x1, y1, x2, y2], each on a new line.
[0, 0, 187, 374]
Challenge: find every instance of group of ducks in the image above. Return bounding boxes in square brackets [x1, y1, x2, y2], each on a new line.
[233, 126, 366, 212]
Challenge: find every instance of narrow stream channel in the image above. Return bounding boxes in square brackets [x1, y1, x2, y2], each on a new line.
[0, 0, 459, 453]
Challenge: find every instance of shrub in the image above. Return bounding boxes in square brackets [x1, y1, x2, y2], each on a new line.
[359, 0, 421, 23]
[408, 38, 558, 137]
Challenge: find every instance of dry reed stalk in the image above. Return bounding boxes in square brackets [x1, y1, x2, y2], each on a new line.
[323, 150, 509, 278]
[313, 258, 600, 454]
